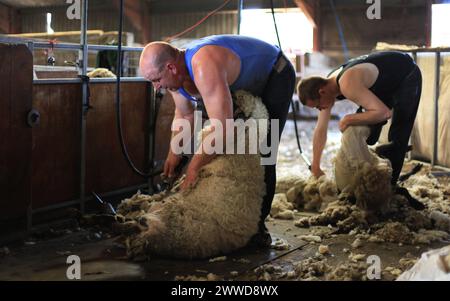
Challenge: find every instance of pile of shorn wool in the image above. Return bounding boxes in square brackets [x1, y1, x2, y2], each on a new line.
[334, 125, 393, 213]
[273, 125, 450, 244]
[274, 126, 392, 217]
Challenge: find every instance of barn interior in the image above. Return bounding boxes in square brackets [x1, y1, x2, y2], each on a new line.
[1, 0, 450, 282]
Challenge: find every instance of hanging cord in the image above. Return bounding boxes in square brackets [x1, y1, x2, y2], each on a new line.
[270, 0, 282, 48]
[165, 0, 232, 42]
[329, 0, 350, 61]
[269, 0, 311, 169]
[116, 0, 157, 177]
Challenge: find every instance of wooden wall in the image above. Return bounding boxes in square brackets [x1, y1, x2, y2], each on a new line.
[0, 44, 175, 221]
[0, 2, 21, 34]
[30, 83, 174, 210]
[0, 44, 32, 221]
[318, 0, 429, 64]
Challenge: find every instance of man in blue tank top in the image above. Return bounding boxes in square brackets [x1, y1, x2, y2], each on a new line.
[297, 51, 424, 209]
[139, 35, 296, 246]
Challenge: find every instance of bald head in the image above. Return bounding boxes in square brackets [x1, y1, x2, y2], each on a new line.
[139, 41, 178, 75]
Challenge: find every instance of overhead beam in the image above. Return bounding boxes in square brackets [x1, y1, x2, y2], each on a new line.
[0, 2, 21, 34]
[140, 0, 151, 43]
[294, 0, 317, 28]
[294, 0, 320, 51]
[112, 0, 151, 44]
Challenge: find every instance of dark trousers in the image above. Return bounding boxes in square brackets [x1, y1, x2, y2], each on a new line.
[259, 55, 296, 230]
[366, 65, 422, 184]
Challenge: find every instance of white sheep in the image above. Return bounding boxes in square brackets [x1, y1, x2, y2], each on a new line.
[334, 125, 393, 213]
[117, 90, 268, 259]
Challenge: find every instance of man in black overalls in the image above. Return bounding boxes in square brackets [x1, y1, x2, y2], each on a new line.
[297, 51, 423, 203]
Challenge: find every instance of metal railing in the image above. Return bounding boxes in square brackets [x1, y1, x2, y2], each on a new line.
[407, 49, 449, 171]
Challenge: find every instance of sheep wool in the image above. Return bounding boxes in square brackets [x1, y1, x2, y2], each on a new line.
[270, 193, 295, 219]
[286, 176, 338, 212]
[117, 90, 268, 259]
[334, 125, 393, 213]
[87, 68, 116, 78]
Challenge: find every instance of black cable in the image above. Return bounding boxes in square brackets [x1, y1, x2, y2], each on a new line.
[269, 0, 311, 170]
[270, 0, 282, 49]
[116, 0, 156, 178]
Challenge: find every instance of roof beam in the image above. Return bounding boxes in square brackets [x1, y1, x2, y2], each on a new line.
[293, 0, 317, 28]
[112, 0, 151, 43]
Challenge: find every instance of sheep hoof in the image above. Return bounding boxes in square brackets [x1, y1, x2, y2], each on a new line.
[113, 221, 141, 235]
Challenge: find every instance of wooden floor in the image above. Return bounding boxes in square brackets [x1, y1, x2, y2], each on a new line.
[0, 214, 446, 281]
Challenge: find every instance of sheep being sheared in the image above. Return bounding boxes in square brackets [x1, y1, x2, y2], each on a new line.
[334, 125, 393, 213]
[117, 90, 268, 260]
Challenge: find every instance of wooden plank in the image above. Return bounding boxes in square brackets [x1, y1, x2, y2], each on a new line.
[140, 0, 152, 43]
[85, 83, 149, 194]
[0, 44, 13, 220]
[154, 92, 175, 164]
[30, 82, 174, 209]
[0, 3, 10, 33]
[294, 0, 317, 28]
[0, 44, 32, 221]
[0, 219, 308, 281]
[32, 84, 81, 209]
[111, 0, 152, 43]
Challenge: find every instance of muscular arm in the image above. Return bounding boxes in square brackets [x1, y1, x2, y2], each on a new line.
[185, 47, 234, 179]
[170, 90, 196, 136]
[164, 90, 195, 177]
[190, 49, 233, 170]
[339, 69, 392, 131]
[311, 107, 331, 177]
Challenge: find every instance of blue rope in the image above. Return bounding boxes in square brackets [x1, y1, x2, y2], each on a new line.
[329, 0, 350, 61]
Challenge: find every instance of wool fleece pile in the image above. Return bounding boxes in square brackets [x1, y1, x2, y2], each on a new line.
[268, 125, 450, 280]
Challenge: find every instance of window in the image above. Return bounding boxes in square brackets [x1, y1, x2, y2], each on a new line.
[432, 4, 450, 47]
[46, 13, 54, 34]
[240, 8, 313, 53]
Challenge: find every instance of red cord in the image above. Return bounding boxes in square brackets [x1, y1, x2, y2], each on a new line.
[164, 0, 232, 42]
[49, 39, 57, 49]
[44, 39, 57, 54]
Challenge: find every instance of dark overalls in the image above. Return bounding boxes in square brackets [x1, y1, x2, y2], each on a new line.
[335, 51, 422, 184]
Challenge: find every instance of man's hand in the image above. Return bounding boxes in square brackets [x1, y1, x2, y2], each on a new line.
[180, 164, 199, 190]
[311, 165, 325, 178]
[163, 151, 182, 178]
[339, 115, 351, 132]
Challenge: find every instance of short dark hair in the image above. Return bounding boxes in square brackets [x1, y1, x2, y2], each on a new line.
[297, 77, 328, 105]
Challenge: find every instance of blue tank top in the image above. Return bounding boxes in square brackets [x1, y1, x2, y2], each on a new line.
[179, 35, 280, 100]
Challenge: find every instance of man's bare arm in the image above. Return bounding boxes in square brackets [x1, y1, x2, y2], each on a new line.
[188, 48, 234, 172]
[312, 107, 331, 177]
[164, 90, 195, 177]
[339, 70, 392, 131]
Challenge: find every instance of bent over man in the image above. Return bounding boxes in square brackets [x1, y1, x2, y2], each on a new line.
[140, 35, 296, 246]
